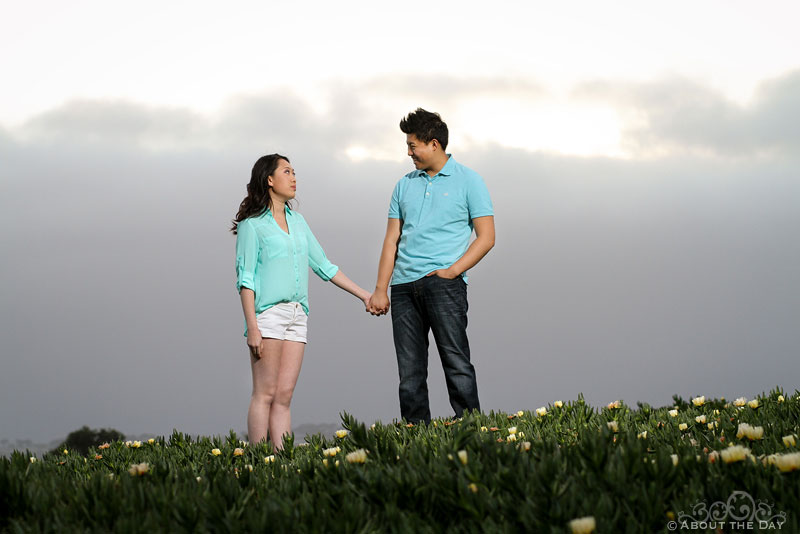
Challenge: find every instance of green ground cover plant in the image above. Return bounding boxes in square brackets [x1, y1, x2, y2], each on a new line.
[2, 388, 798, 533]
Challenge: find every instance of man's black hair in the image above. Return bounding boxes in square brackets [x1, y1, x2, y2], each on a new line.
[399, 108, 449, 150]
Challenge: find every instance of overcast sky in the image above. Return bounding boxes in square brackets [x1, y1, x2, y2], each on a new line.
[2, 1, 799, 444]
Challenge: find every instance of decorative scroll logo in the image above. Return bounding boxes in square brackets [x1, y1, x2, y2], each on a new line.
[668, 490, 786, 531]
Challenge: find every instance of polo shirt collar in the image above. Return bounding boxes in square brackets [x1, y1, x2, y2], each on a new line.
[415, 154, 455, 179]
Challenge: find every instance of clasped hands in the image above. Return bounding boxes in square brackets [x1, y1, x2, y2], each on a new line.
[364, 267, 459, 317]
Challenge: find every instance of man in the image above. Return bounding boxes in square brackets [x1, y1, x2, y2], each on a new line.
[368, 108, 495, 424]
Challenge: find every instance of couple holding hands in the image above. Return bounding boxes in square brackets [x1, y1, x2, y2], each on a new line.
[232, 109, 495, 448]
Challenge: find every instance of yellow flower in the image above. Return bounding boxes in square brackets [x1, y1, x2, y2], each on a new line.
[778, 395, 785, 402]
[747, 399, 759, 409]
[678, 423, 688, 431]
[554, 400, 563, 408]
[721, 445, 751, 464]
[607, 421, 618, 433]
[736, 423, 764, 440]
[607, 400, 621, 410]
[458, 450, 468, 465]
[508, 427, 517, 435]
[335, 429, 349, 439]
[322, 459, 328, 467]
[671, 454, 679, 466]
[516, 410, 524, 417]
[480, 426, 488, 432]
[733, 397, 747, 407]
[211, 448, 222, 456]
[323, 447, 341, 457]
[468, 483, 478, 493]
[131, 441, 142, 448]
[568, 515, 596, 534]
[695, 415, 706, 424]
[692, 396, 705, 406]
[233, 448, 244, 456]
[196, 476, 202, 482]
[29, 457, 36, 463]
[128, 462, 149, 476]
[148, 439, 155, 445]
[507, 433, 518, 442]
[518, 431, 525, 438]
[264, 455, 275, 464]
[707, 422, 716, 430]
[668, 409, 678, 417]
[536, 407, 547, 417]
[782, 435, 796, 447]
[346, 449, 368, 464]
[774, 452, 800, 473]
[63, 449, 68, 455]
[637, 431, 647, 439]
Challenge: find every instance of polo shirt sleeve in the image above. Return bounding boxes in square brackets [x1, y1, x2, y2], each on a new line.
[303, 219, 339, 282]
[467, 174, 494, 219]
[388, 180, 402, 219]
[235, 219, 259, 293]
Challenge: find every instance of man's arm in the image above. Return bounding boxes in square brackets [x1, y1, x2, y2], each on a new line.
[428, 215, 495, 279]
[367, 218, 402, 315]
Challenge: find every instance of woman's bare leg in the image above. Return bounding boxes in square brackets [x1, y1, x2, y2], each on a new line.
[247, 338, 284, 445]
[268, 341, 306, 449]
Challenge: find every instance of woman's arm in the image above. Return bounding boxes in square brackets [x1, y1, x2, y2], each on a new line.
[240, 288, 262, 358]
[329, 271, 371, 307]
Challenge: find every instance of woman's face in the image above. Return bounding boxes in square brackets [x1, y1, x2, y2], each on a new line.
[268, 159, 297, 202]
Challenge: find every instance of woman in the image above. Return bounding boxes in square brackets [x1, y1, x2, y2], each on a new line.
[231, 154, 370, 449]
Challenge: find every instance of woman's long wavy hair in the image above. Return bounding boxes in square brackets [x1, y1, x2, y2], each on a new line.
[230, 154, 291, 234]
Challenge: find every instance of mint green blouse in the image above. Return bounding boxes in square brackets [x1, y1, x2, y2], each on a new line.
[235, 207, 338, 334]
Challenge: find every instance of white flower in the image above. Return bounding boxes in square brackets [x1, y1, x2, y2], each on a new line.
[233, 448, 244, 456]
[678, 423, 688, 431]
[568, 515, 596, 534]
[783, 435, 796, 447]
[519, 441, 531, 451]
[721, 445, 751, 464]
[554, 400, 563, 408]
[733, 397, 747, 407]
[748, 399, 759, 409]
[736, 423, 764, 440]
[607, 421, 618, 432]
[668, 409, 678, 418]
[516, 410, 524, 417]
[323, 447, 341, 457]
[29, 457, 36, 463]
[131, 441, 142, 448]
[536, 407, 547, 417]
[695, 415, 706, 424]
[692, 396, 705, 406]
[211, 448, 221, 456]
[707, 422, 717, 430]
[508, 426, 517, 435]
[264, 455, 275, 464]
[637, 431, 647, 439]
[507, 433, 517, 442]
[457, 450, 468, 465]
[778, 395, 785, 402]
[607, 400, 621, 410]
[335, 429, 349, 438]
[346, 449, 367, 464]
[128, 462, 149, 476]
[774, 452, 800, 472]
[671, 454, 679, 466]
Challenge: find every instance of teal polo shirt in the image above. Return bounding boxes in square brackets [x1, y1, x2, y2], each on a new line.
[388, 155, 493, 285]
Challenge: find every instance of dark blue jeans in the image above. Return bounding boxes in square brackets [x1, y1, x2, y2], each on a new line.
[390, 276, 480, 423]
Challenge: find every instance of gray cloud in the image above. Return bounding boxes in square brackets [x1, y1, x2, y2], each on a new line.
[2, 77, 799, 444]
[576, 69, 800, 156]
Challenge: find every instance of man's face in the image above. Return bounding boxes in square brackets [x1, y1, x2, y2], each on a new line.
[406, 134, 436, 171]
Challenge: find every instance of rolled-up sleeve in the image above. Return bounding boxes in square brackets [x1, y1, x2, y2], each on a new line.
[235, 219, 259, 292]
[303, 220, 339, 281]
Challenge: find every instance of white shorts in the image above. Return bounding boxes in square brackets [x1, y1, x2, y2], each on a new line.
[256, 302, 308, 343]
